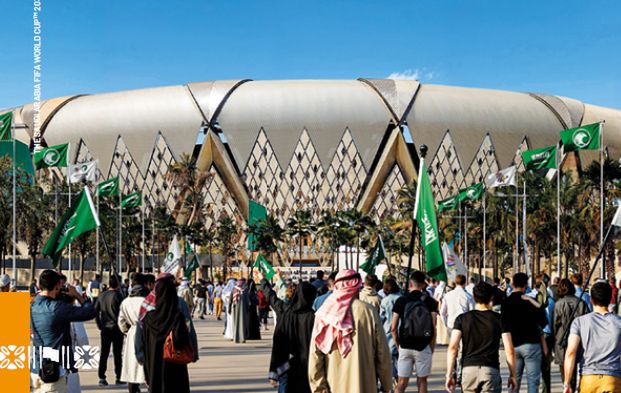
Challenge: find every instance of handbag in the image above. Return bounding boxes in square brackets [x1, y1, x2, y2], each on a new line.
[163, 312, 195, 365]
[32, 321, 60, 383]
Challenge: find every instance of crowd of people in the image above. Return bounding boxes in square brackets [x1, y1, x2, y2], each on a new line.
[24, 266, 621, 393]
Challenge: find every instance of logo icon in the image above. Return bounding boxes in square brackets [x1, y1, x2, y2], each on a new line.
[73, 345, 100, 370]
[167, 252, 174, 261]
[467, 189, 476, 198]
[43, 150, 60, 166]
[0, 346, 26, 370]
[572, 128, 591, 149]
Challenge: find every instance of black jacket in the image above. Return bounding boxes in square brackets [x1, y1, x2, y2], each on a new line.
[95, 289, 124, 331]
[501, 291, 547, 347]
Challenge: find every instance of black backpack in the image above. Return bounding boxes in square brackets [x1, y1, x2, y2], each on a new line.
[399, 294, 434, 351]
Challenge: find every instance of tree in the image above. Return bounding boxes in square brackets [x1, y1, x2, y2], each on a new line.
[168, 153, 207, 225]
[17, 182, 52, 282]
[343, 209, 374, 271]
[254, 215, 284, 265]
[317, 209, 340, 271]
[216, 215, 237, 279]
[286, 209, 316, 277]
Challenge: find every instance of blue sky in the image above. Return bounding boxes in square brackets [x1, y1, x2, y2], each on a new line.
[2, 0, 620, 109]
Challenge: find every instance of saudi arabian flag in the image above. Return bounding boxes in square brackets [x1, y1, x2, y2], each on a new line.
[360, 236, 386, 275]
[522, 145, 557, 171]
[254, 253, 276, 280]
[438, 195, 459, 213]
[184, 254, 200, 280]
[34, 143, 69, 169]
[97, 177, 120, 197]
[0, 112, 12, 140]
[43, 188, 100, 266]
[248, 199, 267, 251]
[560, 123, 601, 152]
[162, 235, 182, 275]
[458, 182, 485, 203]
[121, 191, 142, 209]
[414, 160, 447, 282]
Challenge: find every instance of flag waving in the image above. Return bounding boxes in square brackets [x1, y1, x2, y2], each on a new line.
[97, 177, 120, 197]
[522, 145, 557, 171]
[34, 143, 69, 169]
[414, 159, 447, 282]
[248, 200, 267, 251]
[43, 188, 100, 266]
[0, 112, 12, 140]
[121, 191, 142, 209]
[438, 195, 459, 213]
[560, 123, 601, 152]
[162, 235, 182, 275]
[67, 160, 98, 184]
[184, 254, 201, 280]
[442, 242, 467, 282]
[485, 165, 517, 189]
[458, 182, 485, 203]
[360, 236, 386, 275]
[254, 254, 276, 280]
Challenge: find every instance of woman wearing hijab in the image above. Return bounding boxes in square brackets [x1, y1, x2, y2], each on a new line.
[137, 275, 192, 393]
[308, 269, 392, 393]
[222, 278, 236, 340]
[246, 279, 262, 340]
[260, 274, 317, 393]
[233, 278, 249, 343]
[118, 275, 149, 393]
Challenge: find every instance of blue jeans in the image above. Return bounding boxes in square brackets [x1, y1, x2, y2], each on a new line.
[278, 373, 288, 393]
[515, 343, 542, 393]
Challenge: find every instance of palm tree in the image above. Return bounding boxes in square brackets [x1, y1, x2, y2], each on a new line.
[17, 182, 51, 282]
[286, 209, 316, 277]
[168, 153, 207, 225]
[317, 209, 340, 271]
[216, 215, 237, 279]
[344, 209, 374, 270]
[254, 215, 284, 266]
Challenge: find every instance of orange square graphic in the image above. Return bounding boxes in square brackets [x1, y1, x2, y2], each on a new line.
[0, 293, 30, 392]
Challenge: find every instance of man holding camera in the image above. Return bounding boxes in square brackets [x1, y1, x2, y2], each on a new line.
[30, 269, 96, 393]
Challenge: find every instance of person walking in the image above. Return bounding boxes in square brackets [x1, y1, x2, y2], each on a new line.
[501, 272, 548, 393]
[553, 278, 588, 392]
[563, 281, 621, 393]
[359, 274, 381, 312]
[571, 273, 593, 312]
[213, 281, 223, 320]
[30, 270, 96, 393]
[392, 271, 439, 393]
[247, 279, 262, 340]
[379, 277, 401, 382]
[308, 269, 392, 393]
[194, 279, 207, 319]
[86, 274, 102, 303]
[95, 274, 125, 386]
[222, 278, 236, 340]
[137, 274, 195, 393]
[118, 274, 149, 393]
[206, 280, 215, 315]
[260, 274, 316, 393]
[177, 278, 194, 314]
[233, 278, 250, 343]
[440, 274, 474, 385]
[446, 281, 517, 393]
[257, 287, 269, 331]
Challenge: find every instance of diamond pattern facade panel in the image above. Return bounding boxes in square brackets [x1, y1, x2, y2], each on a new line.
[74, 139, 104, 180]
[108, 136, 145, 195]
[464, 134, 500, 185]
[243, 129, 289, 222]
[428, 131, 465, 199]
[143, 134, 177, 214]
[321, 129, 367, 211]
[281, 129, 325, 221]
[370, 164, 406, 220]
[201, 164, 244, 230]
[513, 137, 530, 172]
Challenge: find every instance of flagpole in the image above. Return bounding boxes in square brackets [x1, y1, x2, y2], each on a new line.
[96, 189, 100, 274]
[599, 121, 605, 279]
[11, 121, 16, 287]
[68, 178, 72, 278]
[483, 191, 487, 282]
[523, 180, 531, 284]
[141, 206, 145, 273]
[464, 205, 469, 274]
[514, 185, 519, 273]
[556, 143, 561, 278]
[407, 145, 427, 283]
[118, 189, 122, 275]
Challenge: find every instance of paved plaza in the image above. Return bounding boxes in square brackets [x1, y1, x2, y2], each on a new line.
[78, 314, 564, 393]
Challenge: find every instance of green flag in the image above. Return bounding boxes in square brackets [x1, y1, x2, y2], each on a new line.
[248, 199, 267, 251]
[97, 177, 120, 197]
[42, 188, 100, 266]
[414, 160, 447, 282]
[522, 145, 557, 171]
[0, 140, 35, 177]
[254, 253, 275, 280]
[34, 143, 69, 169]
[185, 239, 193, 255]
[458, 182, 485, 203]
[184, 254, 200, 280]
[560, 122, 601, 152]
[0, 112, 12, 141]
[360, 237, 386, 275]
[121, 191, 142, 209]
[438, 195, 459, 213]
